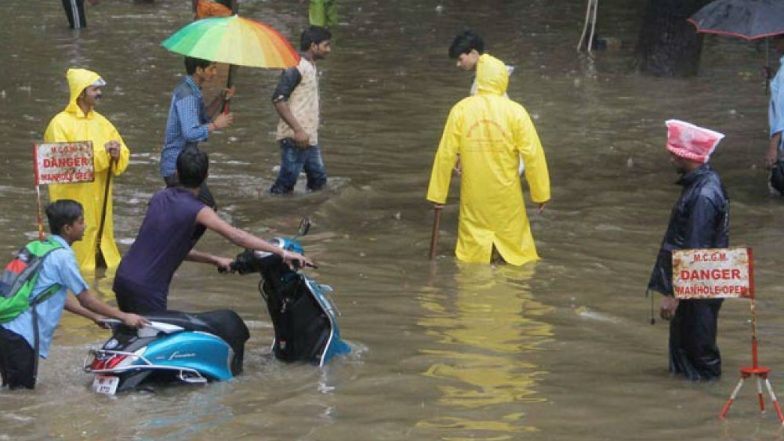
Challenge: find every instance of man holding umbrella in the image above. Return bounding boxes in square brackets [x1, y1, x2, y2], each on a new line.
[687, 1, 784, 192]
[160, 15, 302, 197]
[160, 57, 234, 208]
[44, 68, 129, 273]
[765, 35, 784, 194]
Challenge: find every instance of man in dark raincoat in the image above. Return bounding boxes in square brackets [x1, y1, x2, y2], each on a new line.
[648, 119, 729, 381]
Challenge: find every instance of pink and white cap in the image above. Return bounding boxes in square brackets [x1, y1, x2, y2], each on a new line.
[665, 119, 725, 164]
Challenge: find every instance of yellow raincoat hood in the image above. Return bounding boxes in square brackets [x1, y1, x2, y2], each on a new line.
[474, 54, 509, 96]
[64, 68, 103, 117]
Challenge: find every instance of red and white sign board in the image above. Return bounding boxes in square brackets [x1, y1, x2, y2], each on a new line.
[673, 247, 753, 299]
[33, 141, 94, 185]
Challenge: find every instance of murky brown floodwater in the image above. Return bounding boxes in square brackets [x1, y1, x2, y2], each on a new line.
[3, 0, 784, 439]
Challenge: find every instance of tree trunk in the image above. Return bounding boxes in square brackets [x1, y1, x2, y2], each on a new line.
[636, 0, 711, 77]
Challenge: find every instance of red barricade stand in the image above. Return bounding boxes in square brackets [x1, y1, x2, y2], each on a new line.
[718, 250, 784, 424]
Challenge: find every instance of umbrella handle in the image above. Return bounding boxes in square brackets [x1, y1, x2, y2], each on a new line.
[222, 64, 238, 114]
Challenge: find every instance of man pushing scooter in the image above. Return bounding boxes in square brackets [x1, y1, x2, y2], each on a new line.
[113, 148, 313, 314]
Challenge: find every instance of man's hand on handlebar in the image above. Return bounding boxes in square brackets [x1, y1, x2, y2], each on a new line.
[121, 313, 149, 329]
[93, 316, 110, 329]
[282, 250, 315, 269]
[215, 256, 235, 273]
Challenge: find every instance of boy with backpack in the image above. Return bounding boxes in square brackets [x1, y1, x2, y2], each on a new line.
[0, 200, 146, 390]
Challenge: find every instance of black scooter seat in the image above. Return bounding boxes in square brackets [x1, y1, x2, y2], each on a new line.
[144, 310, 250, 357]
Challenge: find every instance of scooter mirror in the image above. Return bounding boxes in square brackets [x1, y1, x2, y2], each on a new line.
[297, 217, 311, 237]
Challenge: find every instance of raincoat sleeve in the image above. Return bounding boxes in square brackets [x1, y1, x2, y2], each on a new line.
[93, 119, 130, 176]
[426, 106, 462, 204]
[515, 109, 550, 204]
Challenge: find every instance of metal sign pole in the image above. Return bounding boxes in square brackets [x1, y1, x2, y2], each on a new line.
[719, 248, 784, 424]
[33, 144, 45, 241]
[35, 184, 45, 241]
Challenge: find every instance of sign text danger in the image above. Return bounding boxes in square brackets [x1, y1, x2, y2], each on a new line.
[672, 248, 752, 299]
[34, 141, 95, 186]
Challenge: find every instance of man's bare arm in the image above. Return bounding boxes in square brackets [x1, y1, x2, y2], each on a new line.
[274, 100, 309, 147]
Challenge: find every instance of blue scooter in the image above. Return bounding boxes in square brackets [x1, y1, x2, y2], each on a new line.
[84, 219, 349, 394]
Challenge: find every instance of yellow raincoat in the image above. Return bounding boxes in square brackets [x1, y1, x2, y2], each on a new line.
[426, 54, 550, 265]
[45, 68, 130, 273]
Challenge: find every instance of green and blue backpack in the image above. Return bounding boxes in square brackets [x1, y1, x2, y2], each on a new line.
[0, 238, 63, 323]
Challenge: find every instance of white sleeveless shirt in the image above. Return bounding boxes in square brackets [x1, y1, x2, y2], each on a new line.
[276, 57, 320, 145]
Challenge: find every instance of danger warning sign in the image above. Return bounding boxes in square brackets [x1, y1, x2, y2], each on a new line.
[33, 141, 94, 185]
[673, 248, 753, 299]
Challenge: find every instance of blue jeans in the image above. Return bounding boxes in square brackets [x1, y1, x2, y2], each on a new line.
[270, 139, 327, 194]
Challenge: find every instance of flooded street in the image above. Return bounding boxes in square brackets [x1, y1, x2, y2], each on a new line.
[3, 0, 784, 439]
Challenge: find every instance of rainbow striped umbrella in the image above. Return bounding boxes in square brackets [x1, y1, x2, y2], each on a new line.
[162, 15, 300, 68]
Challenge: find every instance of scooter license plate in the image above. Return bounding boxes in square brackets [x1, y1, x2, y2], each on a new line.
[92, 375, 119, 395]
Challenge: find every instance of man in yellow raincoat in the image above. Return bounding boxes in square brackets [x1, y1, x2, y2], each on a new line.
[44, 68, 130, 273]
[426, 54, 550, 266]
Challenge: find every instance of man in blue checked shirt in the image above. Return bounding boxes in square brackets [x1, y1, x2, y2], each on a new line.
[160, 57, 234, 208]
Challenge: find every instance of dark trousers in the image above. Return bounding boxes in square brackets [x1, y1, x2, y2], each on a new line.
[269, 139, 327, 194]
[61, 0, 86, 29]
[669, 298, 723, 381]
[0, 327, 36, 389]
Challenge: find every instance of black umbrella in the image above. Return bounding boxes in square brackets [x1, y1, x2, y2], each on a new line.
[689, 0, 784, 92]
[688, 0, 784, 40]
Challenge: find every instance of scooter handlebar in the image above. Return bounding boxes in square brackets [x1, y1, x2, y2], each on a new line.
[223, 248, 316, 275]
[217, 264, 237, 274]
[293, 260, 318, 270]
[99, 318, 122, 327]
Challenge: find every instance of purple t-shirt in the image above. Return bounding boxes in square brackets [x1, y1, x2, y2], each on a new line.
[115, 187, 205, 311]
